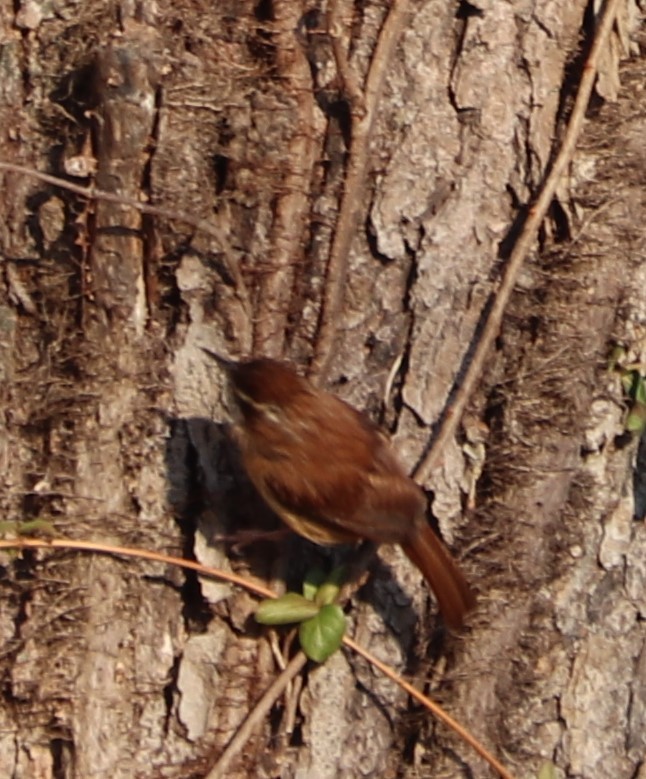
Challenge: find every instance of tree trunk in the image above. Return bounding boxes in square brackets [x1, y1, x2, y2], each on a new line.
[0, 1, 644, 777]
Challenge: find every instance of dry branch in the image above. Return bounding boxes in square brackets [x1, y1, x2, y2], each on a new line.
[413, 0, 623, 483]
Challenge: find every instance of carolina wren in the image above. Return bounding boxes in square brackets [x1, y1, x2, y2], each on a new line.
[206, 351, 475, 628]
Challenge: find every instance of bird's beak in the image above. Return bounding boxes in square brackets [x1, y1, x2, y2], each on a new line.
[200, 347, 237, 372]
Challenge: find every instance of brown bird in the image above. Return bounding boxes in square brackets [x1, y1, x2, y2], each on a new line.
[207, 351, 475, 628]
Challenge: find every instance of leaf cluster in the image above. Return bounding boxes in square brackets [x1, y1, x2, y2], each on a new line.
[255, 567, 347, 663]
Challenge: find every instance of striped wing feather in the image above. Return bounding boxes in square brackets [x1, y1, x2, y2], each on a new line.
[243, 391, 425, 545]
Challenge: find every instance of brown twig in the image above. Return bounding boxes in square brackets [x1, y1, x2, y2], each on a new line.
[327, 0, 366, 115]
[413, 0, 622, 483]
[205, 650, 308, 779]
[344, 635, 516, 779]
[0, 537, 275, 599]
[310, 0, 411, 381]
[1, 536, 514, 777]
[0, 161, 251, 316]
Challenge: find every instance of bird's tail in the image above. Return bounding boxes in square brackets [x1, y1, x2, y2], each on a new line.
[401, 523, 475, 629]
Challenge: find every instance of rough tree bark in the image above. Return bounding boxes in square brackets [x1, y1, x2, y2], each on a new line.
[0, 1, 644, 778]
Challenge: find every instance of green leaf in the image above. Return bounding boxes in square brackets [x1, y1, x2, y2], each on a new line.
[625, 401, 646, 434]
[314, 567, 346, 606]
[255, 593, 320, 625]
[18, 518, 56, 536]
[304, 566, 346, 604]
[299, 604, 346, 662]
[536, 761, 558, 779]
[607, 344, 626, 372]
[0, 518, 56, 538]
[621, 370, 636, 395]
[634, 374, 646, 405]
[302, 567, 327, 601]
[314, 580, 342, 606]
[328, 565, 348, 588]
